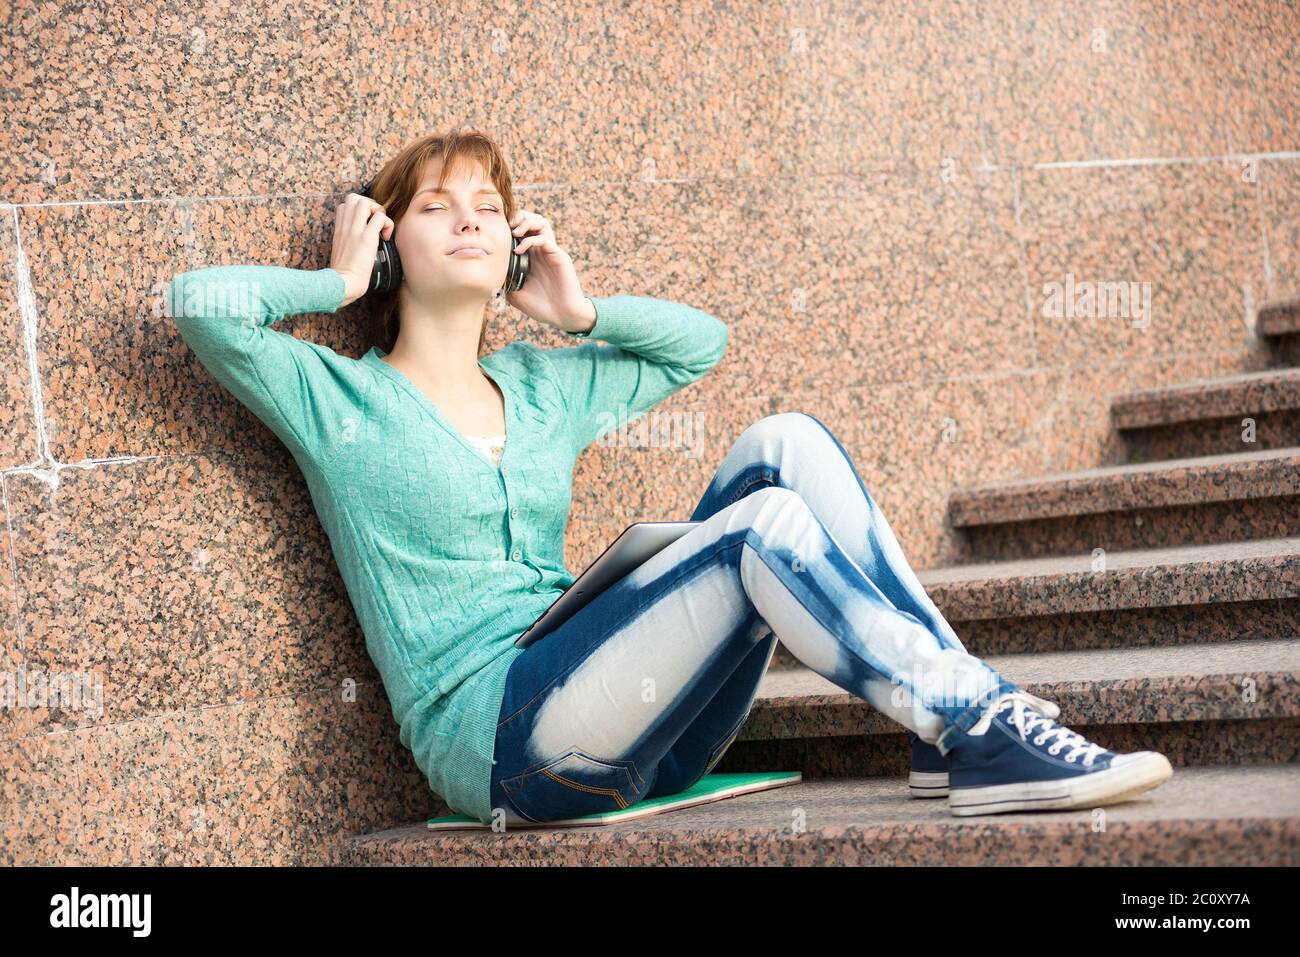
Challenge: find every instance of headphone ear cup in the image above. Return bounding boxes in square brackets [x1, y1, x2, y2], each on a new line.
[374, 233, 402, 294]
[359, 178, 401, 294]
[505, 233, 530, 292]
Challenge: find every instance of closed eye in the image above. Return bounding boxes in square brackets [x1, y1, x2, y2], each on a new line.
[424, 205, 500, 213]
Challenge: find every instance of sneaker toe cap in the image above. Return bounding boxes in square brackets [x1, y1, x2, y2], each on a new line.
[1108, 750, 1174, 777]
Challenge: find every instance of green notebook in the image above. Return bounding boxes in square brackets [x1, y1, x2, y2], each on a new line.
[426, 771, 803, 830]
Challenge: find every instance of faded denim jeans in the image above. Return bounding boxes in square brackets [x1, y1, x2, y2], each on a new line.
[488, 411, 1023, 825]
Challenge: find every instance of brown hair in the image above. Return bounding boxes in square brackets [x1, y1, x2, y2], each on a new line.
[360, 127, 519, 356]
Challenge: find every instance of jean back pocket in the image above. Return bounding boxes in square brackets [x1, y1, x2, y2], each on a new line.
[499, 748, 645, 824]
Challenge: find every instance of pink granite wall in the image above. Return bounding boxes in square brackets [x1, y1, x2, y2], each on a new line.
[2, 0, 1297, 863]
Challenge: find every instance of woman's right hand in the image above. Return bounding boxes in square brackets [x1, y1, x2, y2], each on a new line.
[329, 192, 395, 307]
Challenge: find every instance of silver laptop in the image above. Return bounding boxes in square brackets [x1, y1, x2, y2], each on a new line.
[515, 521, 702, 648]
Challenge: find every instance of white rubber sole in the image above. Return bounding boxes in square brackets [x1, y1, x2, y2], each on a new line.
[908, 770, 950, 798]
[947, 752, 1174, 817]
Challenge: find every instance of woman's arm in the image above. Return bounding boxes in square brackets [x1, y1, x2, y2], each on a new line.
[540, 294, 729, 452]
[167, 264, 347, 458]
[167, 192, 393, 458]
[495, 206, 728, 453]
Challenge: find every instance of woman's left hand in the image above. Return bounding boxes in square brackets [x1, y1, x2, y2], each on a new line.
[502, 210, 597, 334]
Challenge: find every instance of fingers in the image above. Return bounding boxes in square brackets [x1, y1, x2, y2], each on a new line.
[362, 205, 392, 240]
[513, 220, 555, 255]
[513, 232, 558, 256]
[337, 192, 387, 237]
[509, 209, 549, 235]
[350, 195, 380, 238]
[513, 228, 546, 253]
[509, 209, 554, 255]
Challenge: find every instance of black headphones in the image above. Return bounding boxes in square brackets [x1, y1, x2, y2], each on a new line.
[358, 179, 529, 296]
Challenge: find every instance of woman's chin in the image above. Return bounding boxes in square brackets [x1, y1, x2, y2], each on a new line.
[409, 276, 503, 301]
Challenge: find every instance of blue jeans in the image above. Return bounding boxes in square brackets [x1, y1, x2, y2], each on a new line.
[488, 411, 1023, 825]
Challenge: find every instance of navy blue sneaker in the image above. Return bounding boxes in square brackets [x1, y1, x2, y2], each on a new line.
[946, 691, 1173, 816]
[906, 730, 949, 798]
[907, 691, 1061, 799]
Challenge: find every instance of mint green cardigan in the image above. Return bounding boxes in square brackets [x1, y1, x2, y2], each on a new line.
[167, 265, 728, 823]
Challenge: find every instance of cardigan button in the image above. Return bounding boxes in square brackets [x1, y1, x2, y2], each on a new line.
[511, 547, 522, 561]
[510, 506, 519, 519]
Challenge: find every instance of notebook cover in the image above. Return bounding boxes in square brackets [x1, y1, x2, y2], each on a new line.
[425, 771, 803, 830]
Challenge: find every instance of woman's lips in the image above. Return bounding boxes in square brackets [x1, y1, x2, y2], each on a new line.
[448, 247, 489, 257]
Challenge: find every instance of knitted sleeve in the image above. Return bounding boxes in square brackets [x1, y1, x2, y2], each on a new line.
[539, 295, 729, 454]
[167, 265, 347, 459]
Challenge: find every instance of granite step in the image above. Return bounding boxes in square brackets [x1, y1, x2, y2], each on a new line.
[947, 447, 1300, 561]
[749, 637, 1298, 779]
[1259, 297, 1300, 338]
[919, 534, 1299, 624]
[1111, 367, 1300, 462]
[769, 536, 1300, 658]
[911, 535, 1300, 656]
[334, 764, 1300, 866]
[1113, 368, 1300, 430]
[1259, 297, 1300, 365]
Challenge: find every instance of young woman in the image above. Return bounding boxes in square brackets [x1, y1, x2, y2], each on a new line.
[169, 129, 1173, 827]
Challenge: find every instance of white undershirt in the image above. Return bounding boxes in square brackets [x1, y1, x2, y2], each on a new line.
[464, 433, 507, 465]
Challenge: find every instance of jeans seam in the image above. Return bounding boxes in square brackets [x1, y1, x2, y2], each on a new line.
[537, 767, 633, 808]
[703, 709, 749, 772]
[496, 780, 543, 823]
[723, 468, 777, 508]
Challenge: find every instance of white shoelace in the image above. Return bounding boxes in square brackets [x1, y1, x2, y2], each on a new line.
[969, 691, 1107, 766]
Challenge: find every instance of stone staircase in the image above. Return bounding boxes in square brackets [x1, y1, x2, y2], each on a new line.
[335, 307, 1300, 866]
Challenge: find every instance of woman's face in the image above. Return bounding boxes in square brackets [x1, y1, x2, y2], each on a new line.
[395, 157, 512, 301]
